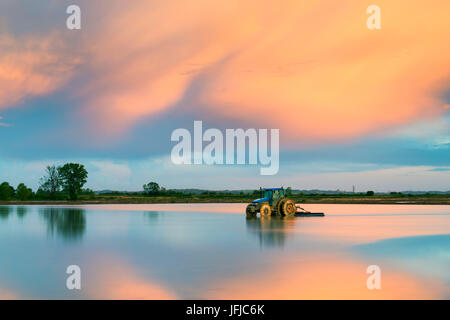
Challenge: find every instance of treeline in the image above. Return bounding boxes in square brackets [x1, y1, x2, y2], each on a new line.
[0, 163, 90, 201]
[1, 167, 447, 202]
[107, 184, 379, 198]
[0, 182, 34, 201]
[139, 183, 294, 198]
[134, 185, 443, 199]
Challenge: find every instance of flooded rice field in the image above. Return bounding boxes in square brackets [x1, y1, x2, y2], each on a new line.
[0, 204, 449, 299]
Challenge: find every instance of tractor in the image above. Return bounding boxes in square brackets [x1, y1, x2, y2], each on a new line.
[246, 187, 297, 217]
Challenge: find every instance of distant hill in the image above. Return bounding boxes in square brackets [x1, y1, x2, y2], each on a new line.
[95, 188, 450, 195]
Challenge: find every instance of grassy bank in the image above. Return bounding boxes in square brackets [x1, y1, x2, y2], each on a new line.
[1, 193, 449, 205]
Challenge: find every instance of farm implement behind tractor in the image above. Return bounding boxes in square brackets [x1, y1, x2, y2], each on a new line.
[246, 187, 324, 217]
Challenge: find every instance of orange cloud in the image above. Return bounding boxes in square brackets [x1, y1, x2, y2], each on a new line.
[198, 0, 450, 144]
[0, 33, 81, 110]
[86, 256, 176, 299]
[205, 255, 445, 299]
[77, 0, 449, 143]
[2, 1, 448, 144]
[79, 0, 265, 133]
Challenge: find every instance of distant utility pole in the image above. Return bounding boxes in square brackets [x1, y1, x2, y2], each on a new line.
[352, 185, 355, 193]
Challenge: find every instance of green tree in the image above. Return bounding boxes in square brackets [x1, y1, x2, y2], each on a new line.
[366, 190, 375, 196]
[16, 183, 33, 201]
[81, 188, 95, 200]
[58, 163, 88, 200]
[143, 182, 160, 195]
[286, 187, 292, 196]
[0, 182, 14, 200]
[39, 165, 61, 199]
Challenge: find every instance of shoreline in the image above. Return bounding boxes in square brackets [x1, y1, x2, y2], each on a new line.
[1, 198, 449, 206]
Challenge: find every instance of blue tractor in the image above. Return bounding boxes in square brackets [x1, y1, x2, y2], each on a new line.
[246, 187, 297, 217]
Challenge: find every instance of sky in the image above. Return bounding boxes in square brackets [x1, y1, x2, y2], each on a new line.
[0, 0, 449, 192]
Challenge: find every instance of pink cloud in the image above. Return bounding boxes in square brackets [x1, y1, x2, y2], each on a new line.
[85, 255, 177, 299]
[3, 1, 449, 145]
[75, 0, 450, 144]
[0, 32, 81, 110]
[205, 255, 444, 299]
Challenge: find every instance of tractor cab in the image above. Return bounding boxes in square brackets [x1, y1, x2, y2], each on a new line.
[252, 188, 285, 204]
[265, 188, 285, 205]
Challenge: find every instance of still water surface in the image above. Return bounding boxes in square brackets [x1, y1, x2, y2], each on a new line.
[0, 204, 449, 299]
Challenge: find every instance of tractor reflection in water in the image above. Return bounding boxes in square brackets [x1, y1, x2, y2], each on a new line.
[245, 187, 324, 247]
[246, 215, 296, 247]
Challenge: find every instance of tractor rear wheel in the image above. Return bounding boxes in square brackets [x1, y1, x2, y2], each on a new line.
[282, 200, 296, 216]
[277, 199, 287, 216]
[260, 204, 272, 217]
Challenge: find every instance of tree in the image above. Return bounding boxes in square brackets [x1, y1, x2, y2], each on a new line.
[0, 182, 14, 200]
[81, 188, 95, 200]
[58, 163, 88, 200]
[143, 182, 160, 195]
[366, 190, 375, 196]
[286, 187, 292, 196]
[16, 183, 33, 201]
[39, 165, 61, 199]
